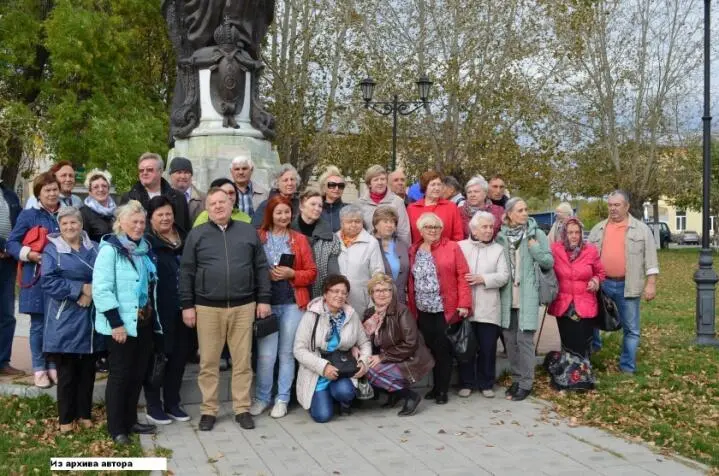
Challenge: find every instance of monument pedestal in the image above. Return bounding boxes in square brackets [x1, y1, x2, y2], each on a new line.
[168, 69, 279, 191]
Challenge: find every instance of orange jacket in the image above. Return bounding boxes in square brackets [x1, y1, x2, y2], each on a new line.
[258, 229, 317, 309]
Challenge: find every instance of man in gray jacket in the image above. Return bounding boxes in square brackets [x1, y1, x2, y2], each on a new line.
[180, 187, 272, 431]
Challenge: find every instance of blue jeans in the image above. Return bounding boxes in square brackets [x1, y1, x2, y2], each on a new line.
[29, 313, 50, 371]
[255, 304, 303, 404]
[601, 279, 641, 373]
[309, 378, 355, 423]
[0, 258, 16, 368]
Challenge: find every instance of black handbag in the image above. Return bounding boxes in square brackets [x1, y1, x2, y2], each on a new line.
[148, 352, 167, 388]
[445, 317, 478, 364]
[593, 289, 622, 332]
[311, 315, 358, 379]
[254, 313, 279, 338]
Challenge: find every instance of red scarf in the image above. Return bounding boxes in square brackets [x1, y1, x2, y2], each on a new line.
[369, 190, 386, 204]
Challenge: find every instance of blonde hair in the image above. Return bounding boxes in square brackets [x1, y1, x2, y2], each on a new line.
[367, 272, 395, 295]
[138, 152, 164, 171]
[364, 164, 387, 186]
[318, 165, 343, 194]
[555, 202, 573, 216]
[113, 200, 146, 234]
[416, 212, 444, 230]
[83, 169, 112, 189]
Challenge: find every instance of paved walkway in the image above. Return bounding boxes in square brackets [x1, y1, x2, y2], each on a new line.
[139, 395, 705, 476]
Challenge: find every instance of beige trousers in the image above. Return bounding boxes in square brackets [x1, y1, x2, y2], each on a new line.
[196, 303, 255, 415]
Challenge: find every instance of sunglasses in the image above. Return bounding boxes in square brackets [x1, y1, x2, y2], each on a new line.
[327, 182, 346, 190]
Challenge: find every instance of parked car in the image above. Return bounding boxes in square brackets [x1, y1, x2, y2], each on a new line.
[678, 230, 700, 246]
[646, 221, 672, 249]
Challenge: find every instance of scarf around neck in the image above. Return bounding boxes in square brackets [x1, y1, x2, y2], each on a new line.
[323, 302, 347, 341]
[84, 195, 117, 217]
[504, 224, 526, 250]
[369, 190, 386, 204]
[117, 233, 156, 307]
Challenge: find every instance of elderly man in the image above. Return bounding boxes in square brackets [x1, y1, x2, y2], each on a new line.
[488, 175, 508, 208]
[388, 169, 409, 205]
[588, 190, 659, 374]
[168, 157, 205, 225]
[122, 152, 191, 231]
[0, 179, 23, 376]
[180, 187, 271, 431]
[230, 155, 269, 219]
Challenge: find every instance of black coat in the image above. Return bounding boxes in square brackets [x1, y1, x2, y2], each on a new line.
[80, 206, 114, 243]
[145, 228, 185, 355]
[121, 178, 191, 232]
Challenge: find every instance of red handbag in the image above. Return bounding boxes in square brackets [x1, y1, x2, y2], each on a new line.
[17, 225, 49, 289]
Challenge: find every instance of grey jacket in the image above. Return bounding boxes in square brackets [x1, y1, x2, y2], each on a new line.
[588, 216, 659, 298]
[356, 190, 411, 246]
[179, 218, 271, 308]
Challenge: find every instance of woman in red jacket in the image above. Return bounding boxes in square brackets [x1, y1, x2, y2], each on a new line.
[547, 218, 605, 389]
[408, 212, 472, 404]
[407, 171, 464, 244]
[253, 196, 317, 418]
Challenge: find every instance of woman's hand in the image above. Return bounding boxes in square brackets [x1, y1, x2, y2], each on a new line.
[28, 251, 42, 263]
[77, 294, 92, 307]
[367, 355, 382, 369]
[323, 364, 339, 380]
[350, 346, 361, 361]
[587, 278, 600, 292]
[528, 238, 538, 247]
[111, 326, 127, 344]
[465, 273, 485, 285]
[82, 283, 92, 297]
[271, 266, 295, 281]
[182, 308, 197, 328]
[457, 307, 469, 318]
[353, 361, 368, 379]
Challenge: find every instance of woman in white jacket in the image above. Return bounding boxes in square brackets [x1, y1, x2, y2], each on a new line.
[457, 211, 509, 398]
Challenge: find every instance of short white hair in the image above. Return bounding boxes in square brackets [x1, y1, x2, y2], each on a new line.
[138, 152, 164, 171]
[83, 169, 112, 189]
[272, 163, 300, 189]
[469, 210, 495, 231]
[417, 212, 443, 230]
[339, 204, 364, 221]
[231, 154, 254, 169]
[58, 206, 83, 224]
[465, 175, 488, 193]
[113, 200, 146, 234]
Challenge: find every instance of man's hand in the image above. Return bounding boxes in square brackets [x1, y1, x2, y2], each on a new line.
[182, 308, 197, 328]
[256, 303, 272, 319]
[643, 281, 657, 301]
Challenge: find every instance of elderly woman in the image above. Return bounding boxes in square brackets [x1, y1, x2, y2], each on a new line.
[336, 204, 384, 317]
[252, 163, 301, 227]
[362, 273, 434, 416]
[193, 178, 250, 227]
[547, 218, 604, 389]
[318, 165, 347, 232]
[548, 202, 574, 244]
[252, 196, 317, 419]
[407, 171, 464, 244]
[408, 213, 471, 404]
[93, 200, 162, 445]
[142, 196, 191, 425]
[356, 165, 411, 245]
[457, 212, 509, 398]
[496, 197, 554, 401]
[80, 169, 116, 243]
[372, 206, 409, 303]
[40, 207, 98, 432]
[25, 161, 82, 209]
[293, 275, 371, 423]
[459, 176, 504, 239]
[291, 189, 341, 298]
[7, 172, 62, 388]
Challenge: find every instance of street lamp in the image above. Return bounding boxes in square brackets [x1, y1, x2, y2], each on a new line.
[693, 0, 719, 346]
[359, 74, 433, 170]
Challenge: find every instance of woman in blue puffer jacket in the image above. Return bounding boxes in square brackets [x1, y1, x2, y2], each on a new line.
[41, 207, 99, 433]
[92, 200, 162, 445]
[6, 172, 61, 388]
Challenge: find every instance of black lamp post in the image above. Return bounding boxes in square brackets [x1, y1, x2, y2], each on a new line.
[359, 75, 433, 170]
[694, 0, 719, 346]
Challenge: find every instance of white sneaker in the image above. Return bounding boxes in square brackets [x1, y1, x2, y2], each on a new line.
[481, 389, 496, 398]
[34, 371, 51, 389]
[270, 401, 288, 419]
[249, 399, 270, 416]
[458, 388, 472, 398]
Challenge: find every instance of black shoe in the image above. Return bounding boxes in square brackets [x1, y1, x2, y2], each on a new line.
[424, 388, 438, 400]
[96, 357, 109, 373]
[338, 403, 352, 416]
[435, 392, 448, 405]
[398, 392, 421, 416]
[113, 434, 130, 445]
[511, 387, 532, 401]
[235, 412, 255, 429]
[198, 414, 216, 431]
[219, 358, 229, 372]
[382, 393, 400, 408]
[505, 382, 519, 398]
[130, 423, 156, 434]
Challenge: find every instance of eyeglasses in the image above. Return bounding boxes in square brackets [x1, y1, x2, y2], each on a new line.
[327, 182, 346, 190]
[138, 168, 156, 174]
[423, 225, 442, 231]
[91, 184, 109, 190]
[373, 288, 392, 294]
[224, 191, 237, 196]
[326, 289, 348, 297]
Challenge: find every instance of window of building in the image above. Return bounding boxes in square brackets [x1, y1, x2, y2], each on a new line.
[676, 210, 687, 231]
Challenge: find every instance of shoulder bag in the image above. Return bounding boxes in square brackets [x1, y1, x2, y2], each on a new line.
[535, 262, 559, 305]
[17, 225, 49, 289]
[593, 289, 621, 332]
[311, 315, 358, 379]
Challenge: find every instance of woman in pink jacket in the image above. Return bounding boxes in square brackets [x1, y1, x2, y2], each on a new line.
[547, 218, 605, 389]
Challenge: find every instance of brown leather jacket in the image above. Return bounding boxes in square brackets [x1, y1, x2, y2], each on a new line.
[364, 302, 435, 384]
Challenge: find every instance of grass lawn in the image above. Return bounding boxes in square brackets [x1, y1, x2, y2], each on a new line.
[0, 394, 158, 475]
[533, 249, 719, 470]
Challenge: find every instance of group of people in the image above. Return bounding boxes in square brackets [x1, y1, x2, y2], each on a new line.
[0, 153, 659, 445]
